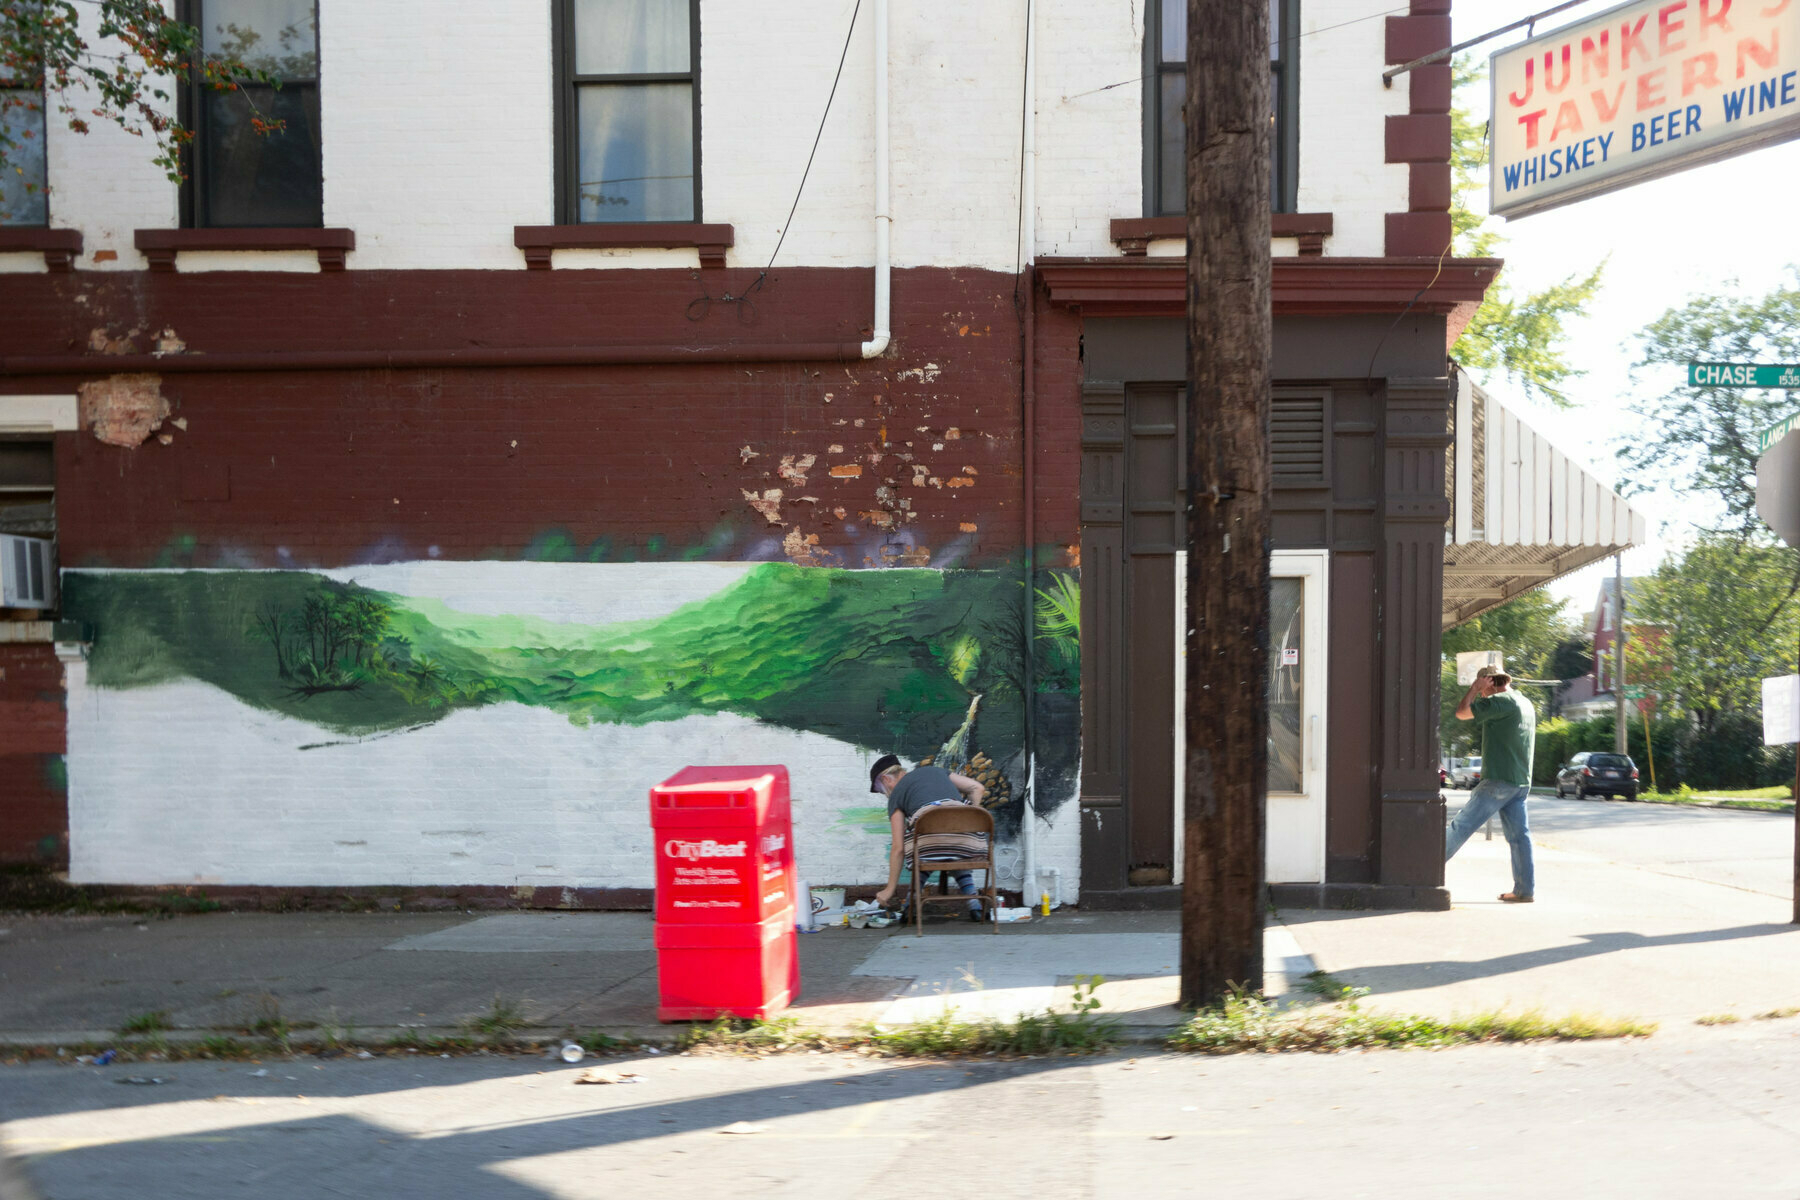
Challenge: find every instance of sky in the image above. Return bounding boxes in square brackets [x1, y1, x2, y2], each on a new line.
[1448, 0, 1800, 620]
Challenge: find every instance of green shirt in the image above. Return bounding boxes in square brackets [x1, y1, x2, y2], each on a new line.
[1470, 689, 1536, 787]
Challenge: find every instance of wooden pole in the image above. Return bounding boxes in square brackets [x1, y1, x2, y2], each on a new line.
[1179, 0, 1272, 1008]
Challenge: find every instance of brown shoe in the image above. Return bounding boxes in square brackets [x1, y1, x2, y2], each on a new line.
[1499, 892, 1534, 903]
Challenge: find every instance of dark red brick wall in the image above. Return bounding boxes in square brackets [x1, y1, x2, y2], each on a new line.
[0, 266, 1078, 572]
[0, 644, 67, 864]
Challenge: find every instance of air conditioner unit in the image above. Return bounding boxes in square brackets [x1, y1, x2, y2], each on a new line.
[1, 534, 56, 609]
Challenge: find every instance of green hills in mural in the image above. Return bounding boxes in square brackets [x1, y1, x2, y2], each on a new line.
[62, 564, 1076, 766]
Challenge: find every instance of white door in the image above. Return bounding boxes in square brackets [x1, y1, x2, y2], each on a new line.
[1173, 549, 1329, 884]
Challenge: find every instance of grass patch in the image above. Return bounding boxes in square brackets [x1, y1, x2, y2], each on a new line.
[462, 995, 531, 1039]
[674, 1016, 838, 1054]
[868, 976, 1123, 1057]
[1695, 1013, 1742, 1026]
[1755, 1007, 1800, 1021]
[1298, 971, 1368, 1001]
[1633, 786, 1793, 812]
[0, 865, 225, 915]
[1168, 989, 1654, 1053]
[118, 1010, 171, 1035]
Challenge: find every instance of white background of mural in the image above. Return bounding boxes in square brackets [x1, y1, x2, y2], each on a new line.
[63, 561, 1080, 897]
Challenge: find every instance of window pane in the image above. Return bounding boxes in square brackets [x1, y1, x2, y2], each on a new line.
[0, 90, 47, 225]
[1160, 0, 1185, 63]
[1158, 71, 1184, 216]
[577, 82, 694, 222]
[1269, 0, 1280, 59]
[202, 0, 317, 78]
[575, 0, 691, 75]
[1268, 577, 1304, 793]
[201, 83, 322, 226]
[1271, 72, 1281, 207]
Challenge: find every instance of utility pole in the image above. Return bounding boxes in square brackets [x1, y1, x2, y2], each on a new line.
[1614, 554, 1627, 755]
[1179, 0, 1272, 1009]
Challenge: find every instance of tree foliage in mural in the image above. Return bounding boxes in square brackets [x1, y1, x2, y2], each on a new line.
[66, 567, 1083, 789]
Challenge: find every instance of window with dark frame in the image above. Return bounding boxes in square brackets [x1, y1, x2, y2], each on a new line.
[0, 57, 47, 226]
[179, 0, 321, 228]
[554, 0, 700, 224]
[1148, 0, 1297, 216]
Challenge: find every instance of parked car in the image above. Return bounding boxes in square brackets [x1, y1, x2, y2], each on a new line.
[1555, 751, 1640, 800]
[1449, 757, 1482, 788]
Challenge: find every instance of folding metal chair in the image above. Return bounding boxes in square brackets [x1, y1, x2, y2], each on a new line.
[904, 803, 1000, 935]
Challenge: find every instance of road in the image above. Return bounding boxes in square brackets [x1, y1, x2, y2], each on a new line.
[5, 1028, 1800, 1200]
[1448, 790, 1795, 900]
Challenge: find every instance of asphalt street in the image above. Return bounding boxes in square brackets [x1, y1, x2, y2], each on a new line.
[4, 1025, 1800, 1200]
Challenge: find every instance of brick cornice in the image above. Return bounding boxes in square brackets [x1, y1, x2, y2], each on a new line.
[514, 223, 735, 270]
[135, 228, 355, 272]
[1036, 255, 1501, 318]
[0, 227, 82, 272]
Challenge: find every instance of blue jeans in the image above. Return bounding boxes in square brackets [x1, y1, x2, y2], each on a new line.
[1445, 779, 1535, 898]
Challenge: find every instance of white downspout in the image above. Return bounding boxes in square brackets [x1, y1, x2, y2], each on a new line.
[1017, 0, 1040, 905]
[861, 0, 891, 359]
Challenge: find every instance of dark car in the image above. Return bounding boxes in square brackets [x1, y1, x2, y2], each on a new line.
[1554, 751, 1640, 800]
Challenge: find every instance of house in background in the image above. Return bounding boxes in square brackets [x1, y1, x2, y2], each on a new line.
[1558, 576, 1664, 721]
[2, 0, 1645, 912]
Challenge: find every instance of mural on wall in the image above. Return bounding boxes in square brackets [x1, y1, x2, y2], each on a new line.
[60, 563, 1080, 887]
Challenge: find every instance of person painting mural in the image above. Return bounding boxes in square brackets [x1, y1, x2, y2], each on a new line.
[1445, 665, 1538, 903]
[868, 753, 989, 921]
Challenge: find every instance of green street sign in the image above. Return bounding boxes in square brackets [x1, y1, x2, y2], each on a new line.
[1622, 685, 1647, 700]
[1688, 363, 1800, 388]
[1761, 411, 1800, 454]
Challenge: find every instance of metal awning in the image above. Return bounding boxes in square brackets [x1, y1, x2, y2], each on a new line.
[1444, 371, 1648, 627]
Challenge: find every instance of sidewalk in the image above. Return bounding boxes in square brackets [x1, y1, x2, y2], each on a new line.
[2, 831, 1796, 1046]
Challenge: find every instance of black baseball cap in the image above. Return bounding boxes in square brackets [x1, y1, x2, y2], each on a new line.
[869, 753, 902, 793]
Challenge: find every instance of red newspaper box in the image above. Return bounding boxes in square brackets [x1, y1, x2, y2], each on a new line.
[649, 765, 800, 1020]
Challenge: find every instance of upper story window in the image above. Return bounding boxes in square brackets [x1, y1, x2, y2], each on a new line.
[0, 58, 47, 226]
[554, 0, 700, 223]
[1148, 0, 1297, 217]
[180, 0, 322, 228]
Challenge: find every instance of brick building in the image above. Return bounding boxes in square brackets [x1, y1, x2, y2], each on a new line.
[1, 0, 1642, 910]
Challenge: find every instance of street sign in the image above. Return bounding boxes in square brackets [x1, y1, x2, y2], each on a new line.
[1761, 411, 1800, 454]
[1761, 427, 1800, 547]
[1688, 364, 1800, 389]
[1622, 685, 1647, 700]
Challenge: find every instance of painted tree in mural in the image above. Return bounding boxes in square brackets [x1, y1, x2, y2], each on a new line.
[66, 566, 1084, 811]
[1448, 56, 1604, 407]
[0, 1, 284, 206]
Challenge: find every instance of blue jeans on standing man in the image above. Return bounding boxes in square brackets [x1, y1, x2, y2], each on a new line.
[1444, 778, 1535, 899]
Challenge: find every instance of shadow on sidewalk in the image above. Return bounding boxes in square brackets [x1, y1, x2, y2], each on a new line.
[1305, 922, 1799, 994]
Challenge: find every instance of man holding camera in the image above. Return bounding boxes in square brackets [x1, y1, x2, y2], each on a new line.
[1445, 665, 1537, 903]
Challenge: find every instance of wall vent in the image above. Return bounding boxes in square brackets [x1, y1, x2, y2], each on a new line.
[1271, 394, 1326, 483]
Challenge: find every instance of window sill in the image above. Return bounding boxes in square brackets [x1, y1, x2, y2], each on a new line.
[0, 227, 83, 272]
[513, 223, 735, 270]
[1110, 214, 1334, 256]
[133, 228, 356, 272]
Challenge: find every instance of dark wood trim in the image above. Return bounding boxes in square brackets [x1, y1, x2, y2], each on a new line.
[1111, 213, 1334, 256]
[1039, 254, 1500, 317]
[513, 222, 734, 269]
[552, 0, 703, 225]
[0, 228, 82, 272]
[134, 227, 356, 272]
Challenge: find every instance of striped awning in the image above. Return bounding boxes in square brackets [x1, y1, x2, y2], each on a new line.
[1444, 371, 1649, 627]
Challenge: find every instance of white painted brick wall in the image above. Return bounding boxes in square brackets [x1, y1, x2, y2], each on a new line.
[321, 0, 553, 270]
[8, 0, 1411, 272]
[1298, 0, 1413, 256]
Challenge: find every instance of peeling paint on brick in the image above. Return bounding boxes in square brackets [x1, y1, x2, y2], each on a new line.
[945, 477, 973, 488]
[87, 326, 142, 355]
[80, 374, 170, 448]
[829, 463, 862, 479]
[154, 327, 187, 354]
[741, 487, 784, 524]
[960, 522, 978, 533]
[739, 445, 760, 464]
[777, 453, 816, 485]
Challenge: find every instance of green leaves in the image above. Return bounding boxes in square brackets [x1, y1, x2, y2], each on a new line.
[0, 0, 286, 202]
[1447, 55, 1605, 407]
[1624, 271, 1800, 535]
